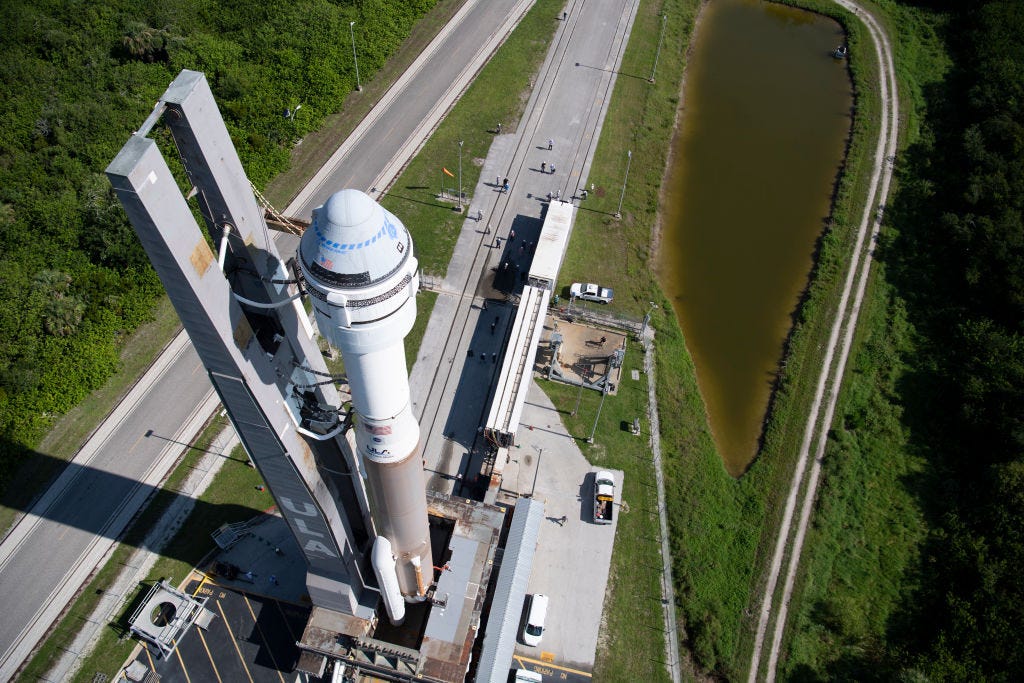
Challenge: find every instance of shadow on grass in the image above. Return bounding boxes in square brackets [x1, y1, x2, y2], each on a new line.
[383, 190, 459, 211]
[574, 61, 654, 82]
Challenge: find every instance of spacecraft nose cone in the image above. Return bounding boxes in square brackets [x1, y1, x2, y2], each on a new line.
[300, 189, 411, 290]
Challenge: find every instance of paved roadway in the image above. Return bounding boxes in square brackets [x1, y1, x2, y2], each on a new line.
[286, 0, 535, 218]
[0, 1, 531, 678]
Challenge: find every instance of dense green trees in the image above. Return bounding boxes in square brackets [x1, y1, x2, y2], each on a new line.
[0, 0, 436, 484]
[876, 0, 1024, 677]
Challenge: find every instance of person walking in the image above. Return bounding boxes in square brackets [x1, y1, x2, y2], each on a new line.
[541, 161, 546, 173]
[547, 138, 553, 150]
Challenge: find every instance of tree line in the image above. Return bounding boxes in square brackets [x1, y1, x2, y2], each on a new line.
[0, 0, 437, 486]
[870, 0, 1024, 678]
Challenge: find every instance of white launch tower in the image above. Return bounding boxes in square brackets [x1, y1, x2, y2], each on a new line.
[297, 190, 431, 624]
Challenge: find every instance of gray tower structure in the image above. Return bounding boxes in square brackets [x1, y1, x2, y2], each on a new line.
[106, 71, 376, 617]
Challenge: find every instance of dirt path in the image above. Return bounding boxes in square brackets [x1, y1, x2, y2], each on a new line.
[746, 1, 899, 680]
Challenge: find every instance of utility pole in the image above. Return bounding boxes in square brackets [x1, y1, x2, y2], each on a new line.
[615, 150, 632, 219]
[639, 301, 657, 342]
[458, 140, 464, 211]
[650, 14, 667, 83]
[349, 21, 361, 91]
[589, 384, 609, 443]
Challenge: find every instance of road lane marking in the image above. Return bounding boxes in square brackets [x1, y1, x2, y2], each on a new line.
[243, 594, 285, 683]
[514, 654, 592, 677]
[216, 598, 254, 683]
[274, 599, 298, 641]
[171, 642, 193, 683]
[196, 629, 222, 683]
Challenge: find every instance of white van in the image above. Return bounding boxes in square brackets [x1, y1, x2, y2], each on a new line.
[521, 593, 549, 646]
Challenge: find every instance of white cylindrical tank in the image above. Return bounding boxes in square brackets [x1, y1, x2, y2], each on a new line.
[298, 190, 432, 617]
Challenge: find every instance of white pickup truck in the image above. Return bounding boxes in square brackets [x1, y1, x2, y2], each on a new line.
[592, 470, 615, 524]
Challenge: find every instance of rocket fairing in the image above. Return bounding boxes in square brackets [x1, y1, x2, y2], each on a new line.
[297, 189, 431, 619]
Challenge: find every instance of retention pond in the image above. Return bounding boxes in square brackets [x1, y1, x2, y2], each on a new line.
[656, 0, 852, 475]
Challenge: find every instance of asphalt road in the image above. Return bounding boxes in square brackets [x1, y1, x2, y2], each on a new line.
[0, 1, 529, 678]
[0, 334, 218, 680]
[286, 0, 534, 219]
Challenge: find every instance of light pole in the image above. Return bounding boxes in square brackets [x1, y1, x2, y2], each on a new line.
[571, 376, 585, 416]
[639, 301, 657, 341]
[458, 140, 464, 211]
[649, 14, 667, 83]
[615, 149, 632, 219]
[588, 383, 609, 443]
[349, 21, 361, 91]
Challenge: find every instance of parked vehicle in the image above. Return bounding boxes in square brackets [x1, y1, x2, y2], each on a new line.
[521, 593, 549, 646]
[592, 470, 615, 524]
[514, 669, 544, 682]
[570, 282, 614, 304]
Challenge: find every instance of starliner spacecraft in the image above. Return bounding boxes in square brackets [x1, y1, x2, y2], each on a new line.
[106, 70, 430, 626]
[297, 189, 432, 623]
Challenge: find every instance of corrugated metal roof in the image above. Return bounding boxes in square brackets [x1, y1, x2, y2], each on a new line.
[475, 498, 545, 683]
[485, 286, 550, 441]
[527, 200, 575, 290]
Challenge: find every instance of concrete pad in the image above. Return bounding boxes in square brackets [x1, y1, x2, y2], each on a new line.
[497, 382, 621, 670]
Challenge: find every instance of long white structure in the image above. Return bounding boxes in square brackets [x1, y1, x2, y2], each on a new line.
[526, 200, 575, 292]
[297, 189, 431, 624]
[484, 285, 550, 447]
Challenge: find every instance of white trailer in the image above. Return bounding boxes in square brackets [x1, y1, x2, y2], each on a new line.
[527, 200, 576, 292]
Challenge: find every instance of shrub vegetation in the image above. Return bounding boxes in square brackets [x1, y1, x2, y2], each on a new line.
[0, 0, 439, 486]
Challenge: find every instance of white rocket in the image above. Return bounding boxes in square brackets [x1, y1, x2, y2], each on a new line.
[297, 189, 431, 624]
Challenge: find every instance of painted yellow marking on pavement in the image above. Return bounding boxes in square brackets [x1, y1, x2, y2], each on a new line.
[129, 433, 145, 453]
[171, 642, 192, 683]
[192, 572, 211, 598]
[196, 629, 223, 683]
[514, 654, 593, 677]
[274, 599, 298, 641]
[216, 598, 255, 683]
[243, 594, 285, 683]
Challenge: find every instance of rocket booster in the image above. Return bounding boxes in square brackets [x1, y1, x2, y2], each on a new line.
[297, 190, 431, 621]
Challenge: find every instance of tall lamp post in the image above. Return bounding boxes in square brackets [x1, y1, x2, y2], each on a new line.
[615, 150, 632, 219]
[349, 21, 362, 91]
[589, 383, 609, 444]
[639, 301, 657, 343]
[458, 140, 464, 211]
[649, 14, 667, 83]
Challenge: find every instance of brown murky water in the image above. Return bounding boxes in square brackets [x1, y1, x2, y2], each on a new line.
[657, 0, 852, 475]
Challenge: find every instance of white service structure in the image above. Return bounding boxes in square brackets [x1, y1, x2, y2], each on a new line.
[297, 189, 432, 624]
